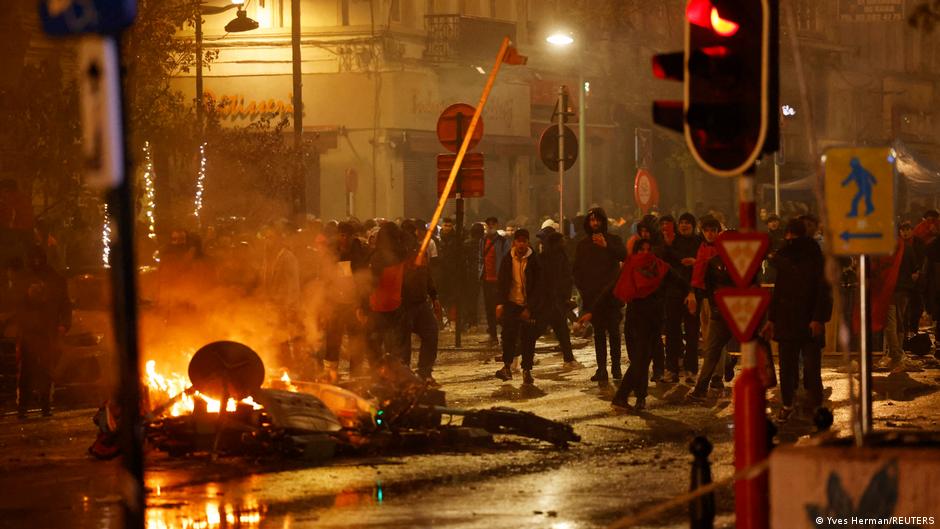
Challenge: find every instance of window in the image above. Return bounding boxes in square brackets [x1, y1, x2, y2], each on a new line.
[341, 0, 350, 25]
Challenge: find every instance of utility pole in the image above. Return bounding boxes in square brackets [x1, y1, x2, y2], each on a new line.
[292, 0, 307, 215]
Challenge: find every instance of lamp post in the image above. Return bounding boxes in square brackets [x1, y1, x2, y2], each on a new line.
[546, 30, 587, 220]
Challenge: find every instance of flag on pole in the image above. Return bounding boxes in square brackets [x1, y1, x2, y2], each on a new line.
[504, 45, 528, 65]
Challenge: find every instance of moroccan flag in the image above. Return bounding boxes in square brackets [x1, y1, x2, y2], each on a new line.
[504, 45, 528, 65]
[613, 252, 669, 303]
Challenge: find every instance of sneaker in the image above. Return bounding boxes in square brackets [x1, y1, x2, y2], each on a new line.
[421, 375, 441, 388]
[611, 396, 631, 410]
[634, 397, 646, 411]
[495, 366, 512, 381]
[684, 371, 697, 385]
[724, 355, 738, 382]
[875, 355, 898, 369]
[650, 371, 663, 382]
[776, 406, 795, 423]
[590, 370, 609, 383]
[686, 390, 707, 403]
[522, 370, 534, 385]
[661, 370, 679, 383]
[611, 368, 623, 380]
[710, 377, 725, 390]
[562, 360, 583, 371]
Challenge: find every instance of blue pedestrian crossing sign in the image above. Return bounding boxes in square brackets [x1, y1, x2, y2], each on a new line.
[39, 0, 136, 36]
[824, 147, 895, 255]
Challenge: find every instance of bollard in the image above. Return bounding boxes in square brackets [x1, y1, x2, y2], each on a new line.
[689, 435, 715, 529]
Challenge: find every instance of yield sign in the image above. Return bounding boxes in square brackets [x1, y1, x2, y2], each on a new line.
[714, 288, 771, 343]
[715, 231, 769, 287]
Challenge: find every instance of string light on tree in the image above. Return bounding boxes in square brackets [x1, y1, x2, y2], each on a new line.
[102, 203, 111, 268]
[194, 142, 207, 221]
[143, 141, 157, 240]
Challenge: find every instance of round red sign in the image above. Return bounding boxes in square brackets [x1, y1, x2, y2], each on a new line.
[437, 103, 484, 153]
[634, 169, 659, 213]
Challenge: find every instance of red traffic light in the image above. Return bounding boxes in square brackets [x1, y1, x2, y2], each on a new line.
[687, 0, 741, 36]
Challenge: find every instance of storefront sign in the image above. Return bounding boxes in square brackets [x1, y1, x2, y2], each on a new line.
[205, 91, 294, 120]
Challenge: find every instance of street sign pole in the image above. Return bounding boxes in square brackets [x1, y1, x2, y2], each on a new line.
[557, 86, 567, 230]
[82, 34, 145, 529]
[859, 254, 872, 436]
[454, 111, 465, 349]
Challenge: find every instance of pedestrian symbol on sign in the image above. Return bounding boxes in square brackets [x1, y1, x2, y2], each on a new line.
[842, 157, 877, 218]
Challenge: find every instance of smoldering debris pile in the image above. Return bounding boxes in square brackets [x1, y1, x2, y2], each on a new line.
[91, 341, 579, 461]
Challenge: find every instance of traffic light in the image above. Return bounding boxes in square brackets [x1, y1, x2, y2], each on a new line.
[653, 0, 778, 177]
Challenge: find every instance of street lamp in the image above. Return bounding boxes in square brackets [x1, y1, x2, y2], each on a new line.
[546, 30, 588, 219]
[195, 1, 259, 128]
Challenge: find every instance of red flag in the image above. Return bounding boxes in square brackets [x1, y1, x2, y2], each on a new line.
[613, 253, 669, 303]
[504, 45, 528, 65]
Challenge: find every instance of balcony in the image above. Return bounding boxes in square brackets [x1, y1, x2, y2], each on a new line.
[424, 14, 516, 63]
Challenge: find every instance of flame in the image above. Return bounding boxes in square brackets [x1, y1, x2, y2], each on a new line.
[279, 371, 298, 392]
[144, 360, 262, 417]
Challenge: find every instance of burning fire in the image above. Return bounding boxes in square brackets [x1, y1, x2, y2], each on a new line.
[144, 360, 262, 417]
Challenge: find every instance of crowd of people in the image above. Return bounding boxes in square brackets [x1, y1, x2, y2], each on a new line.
[5, 178, 940, 422]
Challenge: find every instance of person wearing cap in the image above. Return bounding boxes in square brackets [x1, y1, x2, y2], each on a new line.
[494, 229, 542, 385]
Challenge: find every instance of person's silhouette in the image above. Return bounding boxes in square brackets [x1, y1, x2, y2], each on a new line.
[841, 157, 876, 218]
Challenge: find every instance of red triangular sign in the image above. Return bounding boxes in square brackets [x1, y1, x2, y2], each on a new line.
[714, 288, 771, 343]
[716, 232, 769, 287]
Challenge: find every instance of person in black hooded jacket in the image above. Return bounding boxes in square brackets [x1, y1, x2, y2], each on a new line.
[573, 207, 627, 383]
[762, 219, 832, 422]
[534, 228, 577, 366]
[661, 212, 703, 383]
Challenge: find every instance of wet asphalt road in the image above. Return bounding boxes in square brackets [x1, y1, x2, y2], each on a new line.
[2, 330, 939, 529]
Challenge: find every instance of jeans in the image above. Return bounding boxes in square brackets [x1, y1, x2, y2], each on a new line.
[664, 295, 700, 374]
[17, 335, 59, 414]
[501, 303, 538, 370]
[400, 300, 440, 377]
[883, 292, 910, 360]
[778, 338, 822, 408]
[692, 315, 733, 395]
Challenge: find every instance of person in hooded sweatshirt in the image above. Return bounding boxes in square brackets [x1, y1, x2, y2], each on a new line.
[762, 218, 832, 422]
[662, 213, 704, 384]
[573, 207, 628, 384]
[578, 239, 692, 411]
[534, 227, 579, 368]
